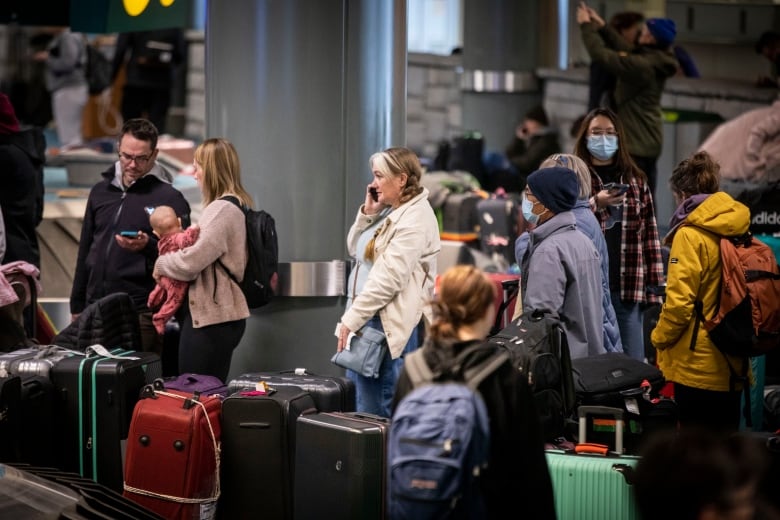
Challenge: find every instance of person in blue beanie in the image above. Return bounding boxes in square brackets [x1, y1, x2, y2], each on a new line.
[577, 2, 680, 198]
[519, 166, 606, 359]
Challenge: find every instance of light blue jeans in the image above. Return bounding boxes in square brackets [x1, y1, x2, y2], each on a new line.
[611, 293, 645, 362]
[347, 316, 420, 418]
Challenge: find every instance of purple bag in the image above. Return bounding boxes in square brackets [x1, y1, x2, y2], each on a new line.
[161, 373, 229, 399]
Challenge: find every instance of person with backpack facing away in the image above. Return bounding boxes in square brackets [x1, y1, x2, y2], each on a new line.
[650, 151, 751, 434]
[390, 265, 556, 519]
[153, 138, 251, 382]
[335, 146, 440, 418]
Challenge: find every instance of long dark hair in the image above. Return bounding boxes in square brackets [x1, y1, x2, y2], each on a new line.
[573, 107, 646, 183]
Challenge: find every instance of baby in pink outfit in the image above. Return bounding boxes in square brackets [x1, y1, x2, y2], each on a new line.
[147, 205, 199, 335]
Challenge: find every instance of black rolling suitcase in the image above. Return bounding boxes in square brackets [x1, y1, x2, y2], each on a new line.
[294, 411, 389, 520]
[18, 375, 56, 467]
[0, 375, 22, 463]
[218, 385, 317, 520]
[50, 347, 162, 492]
[229, 368, 355, 412]
[572, 352, 677, 454]
[440, 191, 482, 243]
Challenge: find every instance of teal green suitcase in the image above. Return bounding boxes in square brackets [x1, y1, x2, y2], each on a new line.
[545, 406, 641, 520]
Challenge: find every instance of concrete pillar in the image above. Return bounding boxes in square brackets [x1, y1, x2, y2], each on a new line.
[460, 0, 545, 153]
[205, 0, 406, 377]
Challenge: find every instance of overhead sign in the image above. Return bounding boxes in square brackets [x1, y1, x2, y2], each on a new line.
[70, 0, 192, 33]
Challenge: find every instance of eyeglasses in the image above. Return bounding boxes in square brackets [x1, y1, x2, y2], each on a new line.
[118, 151, 153, 165]
[588, 130, 618, 137]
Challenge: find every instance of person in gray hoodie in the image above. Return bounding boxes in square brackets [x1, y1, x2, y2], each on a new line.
[34, 28, 88, 150]
[520, 166, 605, 359]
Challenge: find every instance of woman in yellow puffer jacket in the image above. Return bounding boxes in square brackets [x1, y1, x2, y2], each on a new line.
[650, 151, 751, 433]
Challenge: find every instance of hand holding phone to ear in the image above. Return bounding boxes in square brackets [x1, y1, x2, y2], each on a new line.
[364, 185, 382, 215]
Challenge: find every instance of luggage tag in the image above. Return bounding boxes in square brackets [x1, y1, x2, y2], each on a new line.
[239, 380, 275, 396]
[85, 344, 140, 360]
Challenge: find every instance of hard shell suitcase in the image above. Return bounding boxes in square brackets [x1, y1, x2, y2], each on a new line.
[228, 368, 355, 412]
[294, 411, 389, 520]
[50, 347, 162, 492]
[477, 195, 519, 267]
[545, 406, 641, 520]
[0, 375, 22, 463]
[440, 191, 482, 242]
[18, 375, 57, 467]
[123, 382, 222, 520]
[218, 385, 317, 520]
[0, 345, 74, 379]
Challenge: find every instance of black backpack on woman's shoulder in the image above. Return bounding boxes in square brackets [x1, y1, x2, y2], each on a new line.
[219, 196, 279, 309]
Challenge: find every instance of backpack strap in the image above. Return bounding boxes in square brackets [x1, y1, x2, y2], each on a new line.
[216, 196, 246, 283]
[690, 300, 704, 352]
[404, 349, 435, 389]
[404, 343, 510, 391]
[461, 348, 510, 391]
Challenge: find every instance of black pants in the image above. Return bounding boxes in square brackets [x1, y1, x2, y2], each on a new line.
[177, 303, 246, 383]
[674, 382, 742, 434]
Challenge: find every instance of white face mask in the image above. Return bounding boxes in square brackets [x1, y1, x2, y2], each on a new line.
[587, 135, 619, 161]
[521, 192, 543, 225]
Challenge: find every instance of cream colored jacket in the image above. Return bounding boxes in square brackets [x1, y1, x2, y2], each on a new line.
[340, 188, 440, 358]
[153, 199, 249, 328]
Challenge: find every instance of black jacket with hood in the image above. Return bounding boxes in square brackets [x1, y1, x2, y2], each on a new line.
[70, 163, 190, 314]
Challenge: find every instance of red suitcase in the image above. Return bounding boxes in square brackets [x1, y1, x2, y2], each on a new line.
[435, 273, 520, 335]
[123, 381, 222, 520]
[486, 273, 520, 334]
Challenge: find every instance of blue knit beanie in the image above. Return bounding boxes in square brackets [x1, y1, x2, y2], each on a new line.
[527, 166, 579, 215]
[646, 18, 676, 48]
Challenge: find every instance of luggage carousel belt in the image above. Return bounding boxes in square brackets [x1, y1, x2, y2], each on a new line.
[37, 218, 82, 299]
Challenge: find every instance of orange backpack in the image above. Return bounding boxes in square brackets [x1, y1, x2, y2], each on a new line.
[695, 233, 780, 357]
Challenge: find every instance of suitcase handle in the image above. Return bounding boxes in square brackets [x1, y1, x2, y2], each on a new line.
[577, 405, 624, 454]
[574, 442, 610, 455]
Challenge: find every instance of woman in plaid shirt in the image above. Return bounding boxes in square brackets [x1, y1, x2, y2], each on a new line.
[573, 108, 666, 361]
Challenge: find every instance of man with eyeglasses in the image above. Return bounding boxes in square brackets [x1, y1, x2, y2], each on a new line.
[70, 118, 191, 355]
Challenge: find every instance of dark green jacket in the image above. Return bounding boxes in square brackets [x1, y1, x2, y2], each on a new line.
[581, 22, 678, 158]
